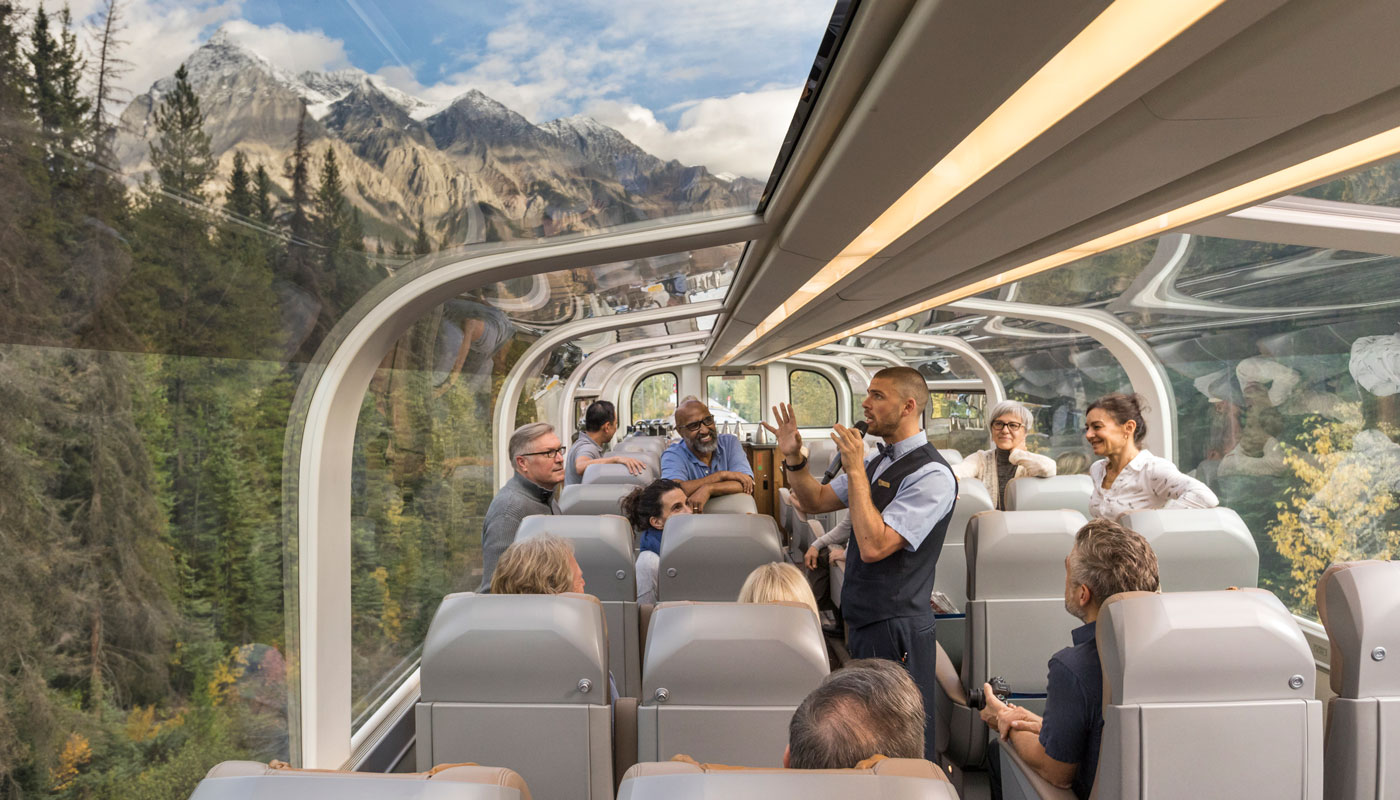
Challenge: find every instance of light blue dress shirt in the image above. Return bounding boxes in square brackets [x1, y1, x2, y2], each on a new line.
[660, 433, 754, 481]
[830, 431, 956, 551]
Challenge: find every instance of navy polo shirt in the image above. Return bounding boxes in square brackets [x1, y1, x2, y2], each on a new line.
[1039, 621, 1103, 800]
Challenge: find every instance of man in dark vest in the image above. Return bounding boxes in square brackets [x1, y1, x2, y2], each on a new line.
[764, 366, 957, 759]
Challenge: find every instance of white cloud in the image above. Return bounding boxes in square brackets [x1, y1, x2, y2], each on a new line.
[586, 86, 804, 179]
[213, 19, 352, 75]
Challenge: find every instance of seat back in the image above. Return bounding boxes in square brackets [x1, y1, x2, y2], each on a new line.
[1095, 590, 1323, 800]
[617, 759, 957, 800]
[190, 762, 531, 800]
[582, 462, 655, 486]
[1120, 508, 1258, 591]
[560, 483, 633, 516]
[615, 437, 668, 455]
[638, 602, 828, 765]
[517, 514, 642, 696]
[416, 593, 612, 800]
[938, 448, 963, 465]
[936, 478, 993, 612]
[1317, 560, 1400, 800]
[805, 439, 838, 479]
[657, 515, 782, 601]
[701, 492, 757, 514]
[1004, 474, 1093, 517]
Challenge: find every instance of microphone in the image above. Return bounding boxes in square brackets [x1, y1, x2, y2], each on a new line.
[820, 420, 869, 485]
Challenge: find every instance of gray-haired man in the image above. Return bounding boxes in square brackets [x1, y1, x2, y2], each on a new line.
[478, 422, 564, 591]
[785, 659, 926, 770]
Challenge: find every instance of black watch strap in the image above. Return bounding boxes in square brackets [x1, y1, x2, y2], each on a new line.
[781, 454, 808, 472]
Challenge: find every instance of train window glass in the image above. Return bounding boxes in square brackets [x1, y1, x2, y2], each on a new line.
[707, 374, 763, 425]
[928, 393, 988, 453]
[789, 369, 838, 427]
[1296, 155, 1400, 207]
[847, 368, 869, 421]
[633, 373, 679, 421]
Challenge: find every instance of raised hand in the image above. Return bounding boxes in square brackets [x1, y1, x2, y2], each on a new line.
[760, 402, 803, 460]
[830, 423, 867, 476]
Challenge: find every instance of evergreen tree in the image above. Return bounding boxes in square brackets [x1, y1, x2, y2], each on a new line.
[281, 107, 314, 281]
[149, 63, 213, 202]
[86, 0, 127, 161]
[27, 5, 91, 192]
[393, 236, 407, 257]
[413, 215, 431, 255]
[225, 150, 254, 219]
[252, 163, 275, 226]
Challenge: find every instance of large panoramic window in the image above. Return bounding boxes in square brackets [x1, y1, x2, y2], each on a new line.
[789, 369, 838, 427]
[632, 372, 679, 422]
[707, 374, 763, 426]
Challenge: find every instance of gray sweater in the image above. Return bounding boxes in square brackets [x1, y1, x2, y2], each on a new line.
[478, 472, 560, 591]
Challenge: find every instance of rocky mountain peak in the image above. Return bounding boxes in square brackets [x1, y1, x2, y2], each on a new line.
[425, 88, 549, 151]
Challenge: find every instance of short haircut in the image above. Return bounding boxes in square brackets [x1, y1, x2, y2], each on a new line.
[1087, 393, 1148, 444]
[509, 422, 556, 462]
[788, 659, 924, 769]
[987, 400, 1034, 432]
[490, 534, 575, 595]
[583, 400, 616, 432]
[620, 478, 686, 531]
[871, 366, 928, 415]
[1071, 518, 1161, 603]
[738, 562, 819, 616]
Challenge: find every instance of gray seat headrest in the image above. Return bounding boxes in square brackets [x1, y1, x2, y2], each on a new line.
[966, 510, 1084, 599]
[559, 483, 632, 515]
[938, 448, 963, 465]
[517, 515, 635, 601]
[1004, 474, 1094, 517]
[618, 759, 956, 799]
[1318, 560, 1400, 698]
[702, 493, 758, 514]
[193, 762, 532, 800]
[1097, 589, 1315, 705]
[420, 592, 607, 704]
[582, 462, 655, 486]
[1121, 507, 1258, 591]
[641, 602, 828, 706]
[657, 515, 782, 601]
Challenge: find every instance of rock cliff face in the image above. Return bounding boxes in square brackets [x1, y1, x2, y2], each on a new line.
[115, 29, 762, 246]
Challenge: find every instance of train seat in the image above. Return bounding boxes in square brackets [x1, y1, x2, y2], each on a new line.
[939, 448, 964, 465]
[1317, 560, 1400, 800]
[614, 437, 668, 455]
[934, 478, 994, 671]
[637, 602, 828, 765]
[942, 510, 1085, 768]
[559, 484, 632, 516]
[656, 514, 782, 602]
[1088, 589, 1322, 799]
[701, 492, 758, 514]
[518, 515, 640, 696]
[1120, 508, 1259, 591]
[188, 762, 532, 800]
[582, 462, 655, 486]
[805, 439, 838, 479]
[617, 758, 958, 799]
[416, 593, 613, 800]
[1004, 474, 1094, 518]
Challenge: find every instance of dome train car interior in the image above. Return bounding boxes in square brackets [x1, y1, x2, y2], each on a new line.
[2, 1, 1399, 799]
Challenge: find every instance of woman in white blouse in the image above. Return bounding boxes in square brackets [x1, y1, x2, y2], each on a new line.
[952, 400, 1057, 510]
[1086, 393, 1218, 520]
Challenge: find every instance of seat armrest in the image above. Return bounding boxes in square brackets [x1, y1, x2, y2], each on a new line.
[613, 696, 638, 791]
[1000, 741, 1078, 800]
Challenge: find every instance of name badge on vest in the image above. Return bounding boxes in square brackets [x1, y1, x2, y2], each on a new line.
[876, 479, 891, 488]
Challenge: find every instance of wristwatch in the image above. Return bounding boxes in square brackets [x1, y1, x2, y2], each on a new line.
[780, 450, 809, 473]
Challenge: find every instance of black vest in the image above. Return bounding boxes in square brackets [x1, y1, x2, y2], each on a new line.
[842, 442, 957, 629]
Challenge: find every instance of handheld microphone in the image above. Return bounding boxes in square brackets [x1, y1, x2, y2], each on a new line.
[820, 420, 869, 484]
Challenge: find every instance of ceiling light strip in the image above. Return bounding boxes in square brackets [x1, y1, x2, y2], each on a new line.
[716, 0, 1228, 366]
[758, 124, 1400, 364]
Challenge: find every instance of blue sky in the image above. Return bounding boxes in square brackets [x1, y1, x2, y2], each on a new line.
[44, 0, 836, 176]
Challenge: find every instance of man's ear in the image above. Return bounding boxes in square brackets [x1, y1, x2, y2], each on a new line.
[782, 745, 791, 769]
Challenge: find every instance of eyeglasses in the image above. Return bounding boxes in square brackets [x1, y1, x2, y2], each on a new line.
[680, 416, 716, 433]
[521, 446, 567, 459]
[991, 420, 1024, 432]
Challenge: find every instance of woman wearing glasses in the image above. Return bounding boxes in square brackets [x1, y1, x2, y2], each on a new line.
[952, 400, 1056, 510]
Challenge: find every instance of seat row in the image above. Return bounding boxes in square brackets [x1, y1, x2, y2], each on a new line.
[188, 757, 959, 800]
[415, 595, 830, 799]
[560, 482, 758, 514]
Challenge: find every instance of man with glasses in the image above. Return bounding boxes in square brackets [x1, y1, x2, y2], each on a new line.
[478, 422, 565, 591]
[661, 399, 755, 512]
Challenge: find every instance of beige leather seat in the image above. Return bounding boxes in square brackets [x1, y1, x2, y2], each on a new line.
[637, 602, 828, 766]
[942, 509, 1085, 769]
[416, 593, 613, 800]
[701, 492, 758, 514]
[656, 514, 782, 602]
[1091, 589, 1323, 799]
[582, 462, 655, 486]
[617, 758, 958, 799]
[1004, 474, 1094, 518]
[936, 478, 995, 671]
[1317, 560, 1400, 800]
[1120, 507, 1258, 590]
[559, 484, 632, 516]
[517, 514, 640, 696]
[188, 761, 532, 800]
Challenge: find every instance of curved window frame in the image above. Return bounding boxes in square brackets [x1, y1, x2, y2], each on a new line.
[788, 368, 839, 428]
[631, 371, 680, 423]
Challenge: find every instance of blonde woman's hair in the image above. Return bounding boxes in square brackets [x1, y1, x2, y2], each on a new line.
[738, 562, 820, 616]
[490, 534, 575, 595]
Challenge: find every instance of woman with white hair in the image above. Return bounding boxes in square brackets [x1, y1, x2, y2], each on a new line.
[953, 399, 1056, 509]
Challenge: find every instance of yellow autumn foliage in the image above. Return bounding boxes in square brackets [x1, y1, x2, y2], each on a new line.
[50, 732, 91, 791]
